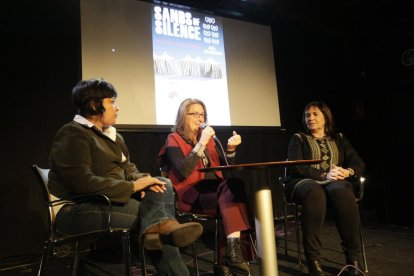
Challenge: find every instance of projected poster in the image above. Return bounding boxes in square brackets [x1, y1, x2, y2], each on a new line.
[152, 4, 230, 125]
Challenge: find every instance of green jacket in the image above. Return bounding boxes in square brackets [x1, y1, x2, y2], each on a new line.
[48, 121, 146, 203]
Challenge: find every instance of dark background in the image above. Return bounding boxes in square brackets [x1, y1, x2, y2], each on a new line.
[1, 0, 412, 261]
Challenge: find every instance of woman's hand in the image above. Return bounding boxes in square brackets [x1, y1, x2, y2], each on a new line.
[227, 131, 242, 151]
[199, 126, 215, 145]
[133, 175, 166, 198]
[326, 165, 349, 180]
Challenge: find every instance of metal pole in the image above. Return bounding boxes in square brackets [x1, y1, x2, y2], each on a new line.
[255, 188, 279, 276]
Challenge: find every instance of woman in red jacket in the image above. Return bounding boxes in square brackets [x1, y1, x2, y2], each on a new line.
[159, 98, 252, 275]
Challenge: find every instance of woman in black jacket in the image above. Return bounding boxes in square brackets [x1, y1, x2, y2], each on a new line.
[285, 101, 365, 276]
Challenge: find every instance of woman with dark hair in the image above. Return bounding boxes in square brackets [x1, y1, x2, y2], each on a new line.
[158, 98, 252, 275]
[285, 101, 365, 276]
[48, 79, 203, 275]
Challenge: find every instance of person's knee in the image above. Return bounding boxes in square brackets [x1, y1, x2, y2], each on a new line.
[300, 184, 325, 206]
[326, 180, 354, 200]
[158, 176, 173, 192]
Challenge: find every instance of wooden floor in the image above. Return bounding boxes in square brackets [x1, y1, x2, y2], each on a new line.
[1, 221, 414, 276]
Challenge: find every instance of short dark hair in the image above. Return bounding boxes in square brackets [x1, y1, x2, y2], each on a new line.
[72, 78, 117, 117]
[302, 101, 336, 137]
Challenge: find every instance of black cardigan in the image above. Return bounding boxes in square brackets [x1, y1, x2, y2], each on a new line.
[285, 132, 365, 193]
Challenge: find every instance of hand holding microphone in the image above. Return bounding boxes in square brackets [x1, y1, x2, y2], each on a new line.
[200, 123, 239, 166]
[199, 123, 215, 145]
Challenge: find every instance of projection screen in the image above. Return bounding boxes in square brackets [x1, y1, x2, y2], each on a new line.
[81, 0, 281, 127]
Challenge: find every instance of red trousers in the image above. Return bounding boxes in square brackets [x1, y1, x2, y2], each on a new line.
[177, 177, 254, 263]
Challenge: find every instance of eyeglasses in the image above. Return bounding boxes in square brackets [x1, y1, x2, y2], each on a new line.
[187, 112, 205, 119]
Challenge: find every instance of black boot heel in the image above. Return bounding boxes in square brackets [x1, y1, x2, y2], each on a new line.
[307, 260, 326, 276]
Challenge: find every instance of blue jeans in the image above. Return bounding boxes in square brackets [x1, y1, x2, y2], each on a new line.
[55, 177, 189, 276]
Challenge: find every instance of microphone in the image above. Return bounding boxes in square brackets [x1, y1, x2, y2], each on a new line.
[200, 123, 217, 139]
[200, 123, 229, 165]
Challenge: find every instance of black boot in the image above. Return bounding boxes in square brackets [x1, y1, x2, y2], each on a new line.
[344, 249, 363, 276]
[346, 260, 363, 275]
[223, 238, 250, 275]
[307, 260, 326, 276]
[214, 264, 233, 276]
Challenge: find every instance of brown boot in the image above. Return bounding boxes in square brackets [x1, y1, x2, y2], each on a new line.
[144, 219, 203, 249]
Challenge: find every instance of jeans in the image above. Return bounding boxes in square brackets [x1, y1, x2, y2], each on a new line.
[55, 177, 189, 276]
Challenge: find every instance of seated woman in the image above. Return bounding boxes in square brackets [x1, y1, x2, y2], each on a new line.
[48, 78, 203, 276]
[285, 101, 365, 276]
[158, 98, 252, 275]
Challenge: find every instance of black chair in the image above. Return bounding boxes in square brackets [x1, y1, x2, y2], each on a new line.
[275, 176, 302, 269]
[175, 206, 220, 275]
[32, 164, 135, 276]
[277, 168, 368, 274]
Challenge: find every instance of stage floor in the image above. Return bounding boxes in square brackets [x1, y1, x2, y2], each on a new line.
[2, 221, 414, 276]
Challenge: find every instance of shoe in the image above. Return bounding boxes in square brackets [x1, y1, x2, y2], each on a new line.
[307, 260, 326, 276]
[144, 219, 203, 249]
[343, 247, 364, 275]
[223, 238, 250, 275]
[213, 264, 233, 276]
[346, 260, 363, 275]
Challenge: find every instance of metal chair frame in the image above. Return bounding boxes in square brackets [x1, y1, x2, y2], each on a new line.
[174, 195, 220, 276]
[32, 164, 135, 276]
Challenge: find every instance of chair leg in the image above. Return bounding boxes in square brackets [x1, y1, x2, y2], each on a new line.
[121, 231, 132, 276]
[356, 203, 368, 273]
[191, 241, 200, 276]
[72, 241, 80, 276]
[140, 237, 148, 276]
[187, 216, 200, 275]
[359, 222, 368, 273]
[37, 241, 52, 276]
[283, 203, 289, 256]
[294, 207, 302, 268]
[214, 217, 219, 265]
[248, 233, 258, 258]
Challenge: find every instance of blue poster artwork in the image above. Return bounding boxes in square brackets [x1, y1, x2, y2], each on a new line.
[152, 4, 230, 125]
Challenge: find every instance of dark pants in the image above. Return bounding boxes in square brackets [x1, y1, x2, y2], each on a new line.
[292, 179, 362, 263]
[55, 177, 190, 276]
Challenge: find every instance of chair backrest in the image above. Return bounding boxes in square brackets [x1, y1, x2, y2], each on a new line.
[159, 166, 169, 178]
[32, 165, 62, 221]
[279, 165, 292, 204]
